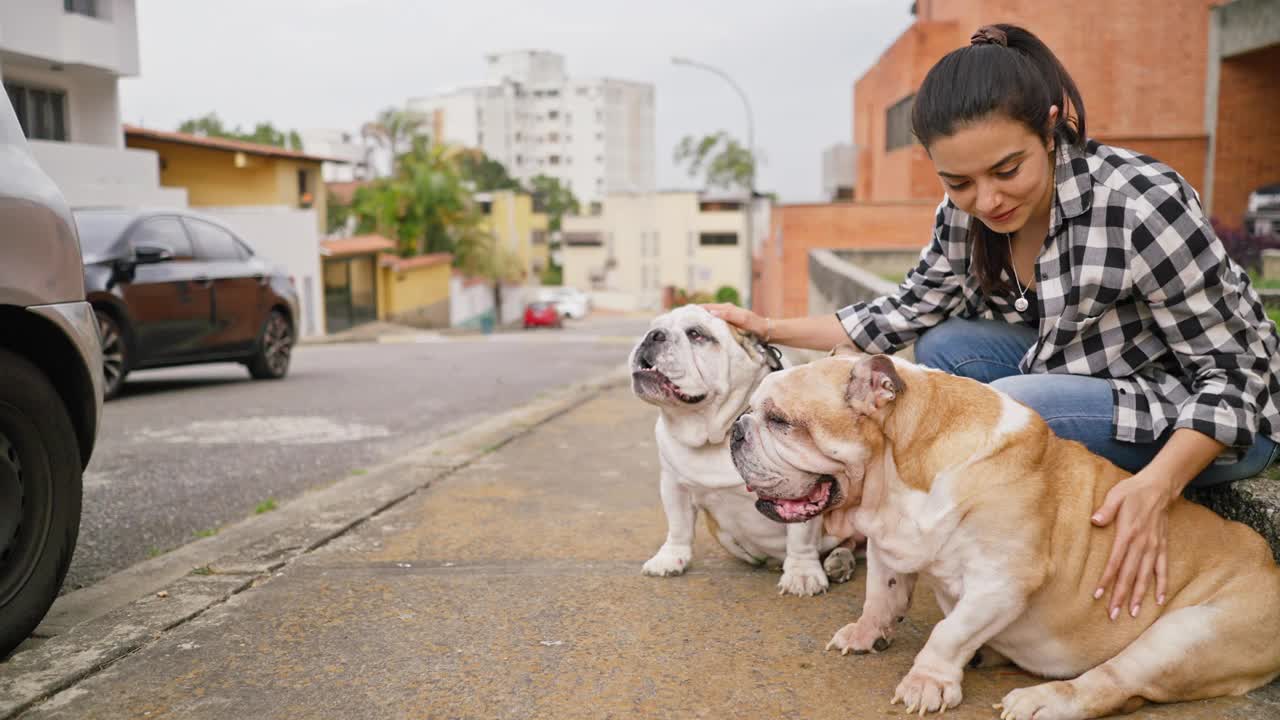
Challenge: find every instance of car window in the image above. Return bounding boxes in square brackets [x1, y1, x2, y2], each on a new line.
[185, 218, 247, 261]
[73, 210, 134, 260]
[128, 216, 193, 259]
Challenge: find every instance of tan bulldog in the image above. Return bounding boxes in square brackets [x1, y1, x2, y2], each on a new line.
[728, 349, 1280, 719]
[631, 305, 855, 596]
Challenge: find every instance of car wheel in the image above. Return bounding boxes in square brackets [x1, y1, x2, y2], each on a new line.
[94, 309, 128, 401]
[0, 349, 82, 659]
[247, 309, 293, 380]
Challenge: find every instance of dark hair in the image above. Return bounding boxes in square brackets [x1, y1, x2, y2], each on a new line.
[911, 24, 1087, 295]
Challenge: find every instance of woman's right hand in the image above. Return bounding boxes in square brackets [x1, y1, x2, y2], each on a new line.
[702, 303, 768, 338]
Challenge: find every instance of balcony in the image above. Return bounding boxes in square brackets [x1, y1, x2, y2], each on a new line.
[28, 140, 187, 208]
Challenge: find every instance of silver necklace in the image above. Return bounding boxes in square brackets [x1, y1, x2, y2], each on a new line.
[1007, 233, 1030, 312]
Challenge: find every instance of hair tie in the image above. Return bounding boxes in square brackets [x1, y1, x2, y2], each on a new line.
[970, 25, 1008, 48]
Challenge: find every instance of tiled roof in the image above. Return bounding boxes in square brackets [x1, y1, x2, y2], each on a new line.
[321, 235, 397, 257]
[124, 125, 348, 164]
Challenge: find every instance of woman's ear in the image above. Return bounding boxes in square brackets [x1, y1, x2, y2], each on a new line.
[1046, 104, 1061, 151]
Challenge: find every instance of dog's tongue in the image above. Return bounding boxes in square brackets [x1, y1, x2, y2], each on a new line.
[771, 482, 832, 520]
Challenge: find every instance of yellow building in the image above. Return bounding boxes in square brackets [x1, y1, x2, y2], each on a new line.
[377, 252, 452, 328]
[125, 125, 340, 234]
[475, 190, 550, 280]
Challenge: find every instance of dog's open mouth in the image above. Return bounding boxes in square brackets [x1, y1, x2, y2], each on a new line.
[754, 475, 839, 523]
[632, 367, 707, 404]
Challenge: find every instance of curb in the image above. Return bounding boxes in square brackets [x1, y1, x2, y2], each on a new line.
[0, 364, 631, 719]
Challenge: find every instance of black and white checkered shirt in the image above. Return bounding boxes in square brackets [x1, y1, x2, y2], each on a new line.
[838, 140, 1280, 461]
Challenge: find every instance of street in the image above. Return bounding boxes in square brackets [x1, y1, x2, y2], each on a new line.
[67, 316, 651, 593]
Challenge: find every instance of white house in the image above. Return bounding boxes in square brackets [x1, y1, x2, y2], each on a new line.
[0, 0, 185, 207]
[299, 128, 371, 183]
[408, 50, 655, 206]
[561, 191, 769, 312]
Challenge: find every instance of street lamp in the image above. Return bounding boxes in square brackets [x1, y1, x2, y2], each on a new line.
[672, 56, 756, 310]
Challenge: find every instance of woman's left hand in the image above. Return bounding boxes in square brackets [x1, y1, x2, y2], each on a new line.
[1089, 470, 1175, 619]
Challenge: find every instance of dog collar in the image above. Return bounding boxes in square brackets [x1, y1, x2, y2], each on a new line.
[759, 342, 784, 372]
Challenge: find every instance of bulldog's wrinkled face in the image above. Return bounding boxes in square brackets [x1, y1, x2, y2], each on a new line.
[630, 305, 744, 408]
[730, 352, 903, 523]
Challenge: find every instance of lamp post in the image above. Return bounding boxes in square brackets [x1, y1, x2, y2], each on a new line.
[672, 56, 755, 310]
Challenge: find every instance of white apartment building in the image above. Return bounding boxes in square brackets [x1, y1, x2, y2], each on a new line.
[408, 50, 654, 206]
[299, 128, 371, 183]
[560, 192, 768, 311]
[822, 142, 856, 201]
[0, 0, 184, 207]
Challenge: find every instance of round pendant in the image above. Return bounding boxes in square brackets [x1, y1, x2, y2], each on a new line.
[1014, 297, 1030, 312]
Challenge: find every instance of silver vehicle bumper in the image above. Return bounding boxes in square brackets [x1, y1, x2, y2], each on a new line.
[27, 300, 104, 433]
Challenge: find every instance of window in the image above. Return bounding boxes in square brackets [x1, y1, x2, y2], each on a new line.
[699, 232, 738, 246]
[4, 82, 67, 141]
[297, 169, 313, 207]
[185, 218, 247, 261]
[563, 231, 603, 247]
[549, 155, 561, 166]
[548, 110, 559, 120]
[532, 230, 548, 245]
[885, 94, 916, 152]
[129, 217, 193, 259]
[64, 0, 97, 17]
[548, 132, 559, 142]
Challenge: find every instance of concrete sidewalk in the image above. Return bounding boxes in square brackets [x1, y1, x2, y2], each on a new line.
[5, 383, 1280, 718]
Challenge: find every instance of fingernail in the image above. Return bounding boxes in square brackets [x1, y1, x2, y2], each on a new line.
[1093, 588, 1103, 600]
[1109, 607, 1119, 621]
[1131, 604, 1140, 617]
[1157, 594, 1166, 605]
[1091, 514, 1103, 524]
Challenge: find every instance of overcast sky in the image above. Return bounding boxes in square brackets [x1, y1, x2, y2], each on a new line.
[120, 0, 915, 203]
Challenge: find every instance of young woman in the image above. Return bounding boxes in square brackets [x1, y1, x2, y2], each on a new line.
[708, 24, 1280, 627]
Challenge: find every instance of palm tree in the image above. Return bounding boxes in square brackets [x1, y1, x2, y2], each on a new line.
[361, 107, 427, 178]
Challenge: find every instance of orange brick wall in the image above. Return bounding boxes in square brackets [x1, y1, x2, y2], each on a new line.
[1212, 44, 1280, 225]
[757, 203, 939, 318]
[854, 1, 1214, 202]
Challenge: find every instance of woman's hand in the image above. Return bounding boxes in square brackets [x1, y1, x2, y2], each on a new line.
[1089, 469, 1175, 619]
[703, 303, 769, 338]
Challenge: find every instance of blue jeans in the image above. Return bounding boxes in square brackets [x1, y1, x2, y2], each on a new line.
[913, 318, 1279, 488]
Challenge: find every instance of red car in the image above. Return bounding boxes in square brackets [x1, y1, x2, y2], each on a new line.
[523, 301, 563, 329]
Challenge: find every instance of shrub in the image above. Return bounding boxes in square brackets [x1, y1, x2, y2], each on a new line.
[714, 285, 741, 306]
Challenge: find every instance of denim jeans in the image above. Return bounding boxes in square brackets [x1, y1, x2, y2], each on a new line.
[913, 317, 1279, 488]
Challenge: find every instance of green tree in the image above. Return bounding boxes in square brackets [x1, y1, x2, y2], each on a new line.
[351, 138, 469, 256]
[177, 112, 303, 150]
[326, 190, 351, 235]
[457, 149, 522, 191]
[362, 107, 427, 177]
[526, 175, 579, 232]
[673, 130, 758, 191]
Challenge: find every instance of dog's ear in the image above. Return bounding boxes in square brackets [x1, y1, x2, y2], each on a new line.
[845, 355, 904, 412]
[829, 344, 861, 358]
[726, 324, 782, 371]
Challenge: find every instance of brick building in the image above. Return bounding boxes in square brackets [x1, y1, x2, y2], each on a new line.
[757, 0, 1280, 319]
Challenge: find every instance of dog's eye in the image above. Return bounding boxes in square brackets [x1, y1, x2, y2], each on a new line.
[766, 413, 790, 428]
[686, 328, 703, 342]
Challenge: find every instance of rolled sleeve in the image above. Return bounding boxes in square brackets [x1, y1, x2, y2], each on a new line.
[1131, 193, 1269, 454]
[836, 200, 966, 354]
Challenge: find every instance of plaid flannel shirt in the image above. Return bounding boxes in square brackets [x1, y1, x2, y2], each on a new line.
[837, 140, 1280, 461]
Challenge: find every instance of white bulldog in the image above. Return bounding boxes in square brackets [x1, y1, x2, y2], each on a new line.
[630, 305, 855, 596]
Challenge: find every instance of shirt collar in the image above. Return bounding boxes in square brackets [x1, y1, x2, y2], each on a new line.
[1051, 140, 1093, 233]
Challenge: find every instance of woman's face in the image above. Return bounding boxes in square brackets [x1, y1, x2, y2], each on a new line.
[926, 111, 1057, 234]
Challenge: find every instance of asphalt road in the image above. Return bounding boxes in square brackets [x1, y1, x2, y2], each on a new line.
[67, 316, 651, 593]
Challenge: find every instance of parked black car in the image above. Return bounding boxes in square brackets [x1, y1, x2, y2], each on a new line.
[0, 91, 102, 658]
[75, 208, 300, 399]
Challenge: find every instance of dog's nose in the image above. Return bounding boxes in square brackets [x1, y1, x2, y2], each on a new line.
[647, 329, 666, 344]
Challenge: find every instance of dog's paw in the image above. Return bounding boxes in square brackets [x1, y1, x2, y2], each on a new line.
[778, 556, 829, 596]
[822, 547, 857, 584]
[641, 546, 692, 577]
[825, 618, 891, 655]
[996, 681, 1084, 720]
[891, 663, 963, 716]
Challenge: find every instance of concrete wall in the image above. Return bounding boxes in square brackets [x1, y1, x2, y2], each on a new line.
[449, 275, 526, 328]
[807, 248, 913, 361]
[201, 206, 324, 338]
[0, 0, 140, 77]
[28, 139, 187, 207]
[379, 260, 451, 328]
